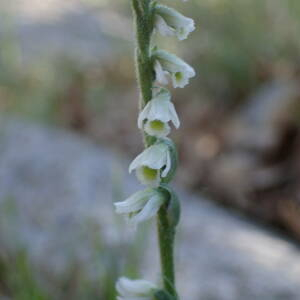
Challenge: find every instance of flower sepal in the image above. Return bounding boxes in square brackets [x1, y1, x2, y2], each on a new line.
[158, 138, 178, 184]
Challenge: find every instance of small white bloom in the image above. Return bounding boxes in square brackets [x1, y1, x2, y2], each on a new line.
[129, 142, 171, 186]
[114, 188, 164, 225]
[155, 5, 195, 40]
[138, 88, 180, 138]
[116, 277, 157, 300]
[153, 49, 195, 88]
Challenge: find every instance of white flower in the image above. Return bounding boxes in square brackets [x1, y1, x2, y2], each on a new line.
[129, 142, 171, 187]
[114, 188, 164, 225]
[138, 88, 180, 138]
[153, 49, 195, 88]
[155, 5, 195, 40]
[116, 277, 157, 300]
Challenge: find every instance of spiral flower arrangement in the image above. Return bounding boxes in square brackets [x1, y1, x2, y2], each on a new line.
[114, 1, 195, 299]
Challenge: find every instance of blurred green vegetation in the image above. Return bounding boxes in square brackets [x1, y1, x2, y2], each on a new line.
[185, 0, 300, 107]
[1, 0, 300, 123]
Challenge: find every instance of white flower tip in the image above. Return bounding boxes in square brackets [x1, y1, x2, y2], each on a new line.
[116, 277, 157, 298]
[128, 164, 134, 173]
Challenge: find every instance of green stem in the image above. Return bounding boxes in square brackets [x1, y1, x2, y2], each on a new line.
[157, 206, 177, 298]
[131, 0, 177, 298]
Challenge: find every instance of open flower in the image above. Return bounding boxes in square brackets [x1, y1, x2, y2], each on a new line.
[138, 88, 180, 138]
[153, 49, 195, 88]
[116, 277, 157, 300]
[129, 142, 171, 186]
[155, 5, 195, 40]
[114, 188, 164, 225]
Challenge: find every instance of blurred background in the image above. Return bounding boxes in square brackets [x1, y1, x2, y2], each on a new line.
[1, 0, 300, 299]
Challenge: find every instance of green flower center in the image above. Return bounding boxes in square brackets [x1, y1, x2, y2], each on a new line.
[149, 120, 165, 131]
[142, 166, 158, 181]
[175, 72, 183, 81]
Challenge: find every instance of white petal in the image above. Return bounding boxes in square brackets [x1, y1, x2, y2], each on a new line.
[146, 99, 172, 123]
[154, 50, 195, 77]
[154, 60, 169, 85]
[114, 189, 153, 214]
[116, 277, 156, 297]
[161, 149, 172, 178]
[129, 153, 145, 173]
[154, 14, 175, 37]
[130, 195, 163, 224]
[130, 144, 169, 172]
[168, 101, 180, 128]
[138, 102, 151, 129]
[144, 145, 168, 170]
[155, 5, 195, 40]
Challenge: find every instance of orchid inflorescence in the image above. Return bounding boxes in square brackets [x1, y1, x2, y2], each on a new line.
[114, 0, 195, 298]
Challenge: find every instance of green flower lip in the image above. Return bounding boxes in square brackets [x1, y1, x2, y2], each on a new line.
[141, 166, 159, 181]
[149, 120, 165, 131]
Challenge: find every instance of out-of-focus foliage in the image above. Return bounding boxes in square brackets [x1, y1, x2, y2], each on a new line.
[184, 0, 300, 106]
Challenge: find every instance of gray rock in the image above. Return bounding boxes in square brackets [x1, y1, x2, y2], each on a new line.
[1, 118, 300, 299]
[0, 0, 131, 65]
[228, 80, 300, 151]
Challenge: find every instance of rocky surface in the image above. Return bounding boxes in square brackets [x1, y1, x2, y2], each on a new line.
[0, 118, 300, 299]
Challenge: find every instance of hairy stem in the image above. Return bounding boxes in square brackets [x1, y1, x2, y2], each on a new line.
[157, 205, 177, 297]
[131, 0, 177, 298]
[132, 0, 153, 107]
